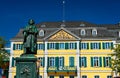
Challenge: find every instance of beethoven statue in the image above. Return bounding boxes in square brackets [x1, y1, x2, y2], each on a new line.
[23, 19, 38, 54]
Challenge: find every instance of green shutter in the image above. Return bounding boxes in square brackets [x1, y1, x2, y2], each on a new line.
[91, 57, 93, 67]
[103, 57, 106, 67]
[84, 57, 87, 67]
[65, 43, 68, 49]
[13, 44, 15, 50]
[103, 43, 105, 49]
[62, 57, 64, 67]
[69, 57, 74, 67]
[99, 57, 102, 67]
[43, 57, 45, 67]
[56, 43, 59, 49]
[43, 43, 45, 50]
[91, 43, 93, 49]
[75, 43, 77, 49]
[79, 42, 81, 50]
[109, 57, 111, 67]
[55, 57, 59, 68]
[79, 57, 81, 67]
[99, 43, 101, 49]
[12, 57, 14, 67]
[47, 43, 49, 49]
[111, 42, 113, 49]
[87, 43, 89, 49]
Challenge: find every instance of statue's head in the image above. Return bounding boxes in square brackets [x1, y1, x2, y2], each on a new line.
[28, 19, 35, 25]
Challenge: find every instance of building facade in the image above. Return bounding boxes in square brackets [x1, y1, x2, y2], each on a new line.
[9, 21, 120, 78]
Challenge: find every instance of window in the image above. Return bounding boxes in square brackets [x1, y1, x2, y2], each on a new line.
[79, 57, 87, 67]
[37, 43, 44, 50]
[69, 43, 75, 49]
[49, 57, 55, 67]
[39, 75, 42, 78]
[80, 24, 85, 26]
[59, 43, 65, 49]
[39, 29, 44, 37]
[107, 75, 112, 78]
[103, 42, 113, 49]
[103, 57, 111, 67]
[81, 43, 89, 49]
[82, 75, 87, 78]
[13, 44, 23, 50]
[91, 57, 102, 67]
[39, 57, 44, 67]
[70, 76, 74, 78]
[59, 57, 64, 67]
[94, 75, 99, 78]
[91, 43, 101, 49]
[12, 57, 16, 67]
[69, 57, 74, 67]
[48, 43, 56, 49]
[50, 76, 54, 78]
[81, 29, 86, 36]
[92, 29, 97, 36]
[59, 76, 64, 78]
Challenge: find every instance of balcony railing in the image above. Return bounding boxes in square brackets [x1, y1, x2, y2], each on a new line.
[47, 66, 77, 72]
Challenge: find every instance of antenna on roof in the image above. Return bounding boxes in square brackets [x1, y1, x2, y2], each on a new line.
[61, 0, 66, 27]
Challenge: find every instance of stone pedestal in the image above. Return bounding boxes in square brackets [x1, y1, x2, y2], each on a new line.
[114, 77, 120, 78]
[15, 54, 39, 78]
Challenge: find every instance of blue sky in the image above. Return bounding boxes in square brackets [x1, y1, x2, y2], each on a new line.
[0, 0, 120, 43]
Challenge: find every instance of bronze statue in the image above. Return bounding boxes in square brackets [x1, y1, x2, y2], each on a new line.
[23, 19, 38, 54]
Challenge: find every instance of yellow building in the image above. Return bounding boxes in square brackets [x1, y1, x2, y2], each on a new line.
[9, 21, 119, 78]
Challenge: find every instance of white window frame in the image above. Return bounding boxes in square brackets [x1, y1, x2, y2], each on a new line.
[81, 29, 86, 36]
[81, 43, 88, 49]
[92, 29, 97, 36]
[49, 43, 56, 49]
[93, 57, 99, 67]
[59, 57, 63, 67]
[91, 43, 100, 49]
[37, 44, 43, 50]
[69, 43, 75, 49]
[59, 43, 65, 49]
[49, 57, 55, 67]
[39, 29, 44, 37]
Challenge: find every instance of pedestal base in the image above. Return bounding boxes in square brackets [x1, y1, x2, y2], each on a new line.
[15, 54, 38, 78]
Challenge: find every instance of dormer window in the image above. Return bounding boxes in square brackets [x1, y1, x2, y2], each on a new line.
[39, 29, 44, 37]
[80, 24, 85, 26]
[81, 29, 86, 36]
[92, 29, 97, 36]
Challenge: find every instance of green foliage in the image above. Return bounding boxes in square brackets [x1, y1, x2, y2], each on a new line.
[111, 44, 120, 73]
[0, 37, 9, 69]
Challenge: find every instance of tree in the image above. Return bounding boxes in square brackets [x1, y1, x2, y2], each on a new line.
[111, 44, 120, 77]
[0, 37, 9, 69]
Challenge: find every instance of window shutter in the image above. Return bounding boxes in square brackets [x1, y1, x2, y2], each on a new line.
[62, 57, 64, 67]
[13, 44, 15, 50]
[91, 57, 93, 67]
[75, 43, 77, 49]
[12, 57, 15, 67]
[55, 57, 59, 68]
[79, 42, 81, 50]
[43, 57, 45, 67]
[91, 43, 93, 49]
[79, 57, 81, 67]
[99, 57, 102, 67]
[65, 43, 68, 49]
[84, 57, 87, 67]
[69, 57, 74, 67]
[56, 43, 59, 49]
[43, 43, 45, 50]
[47, 43, 49, 49]
[111, 42, 113, 49]
[103, 43, 105, 49]
[87, 43, 89, 49]
[109, 57, 111, 67]
[103, 57, 106, 67]
[99, 43, 101, 49]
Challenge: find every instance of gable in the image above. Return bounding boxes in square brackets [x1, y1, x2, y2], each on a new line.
[48, 30, 77, 40]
